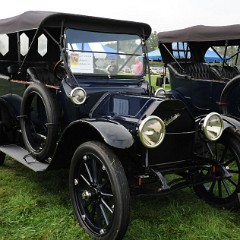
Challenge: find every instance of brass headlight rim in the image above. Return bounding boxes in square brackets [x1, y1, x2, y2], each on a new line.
[139, 115, 166, 148]
[202, 112, 224, 141]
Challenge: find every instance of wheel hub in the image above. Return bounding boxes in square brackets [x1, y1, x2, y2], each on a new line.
[82, 190, 92, 200]
[82, 186, 102, 200]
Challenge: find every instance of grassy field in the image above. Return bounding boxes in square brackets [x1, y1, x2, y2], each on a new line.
[146, 74, 170, 91]
[1, 157, 240, 240]
[0, 76, 239, 239]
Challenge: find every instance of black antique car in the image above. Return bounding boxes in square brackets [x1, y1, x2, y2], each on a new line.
[1, 12, 240, 239]
[157, 24, 240, 118]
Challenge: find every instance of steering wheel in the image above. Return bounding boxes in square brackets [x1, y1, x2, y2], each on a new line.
[53, 59, 66, 80]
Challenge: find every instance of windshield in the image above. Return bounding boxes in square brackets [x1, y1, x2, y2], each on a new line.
[65, 29, 144, 77]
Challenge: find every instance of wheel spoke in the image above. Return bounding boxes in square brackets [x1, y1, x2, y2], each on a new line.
[228, 169, 239, 174]
[101, 198, 114, 214]
[218, 180, 222, 198]
[80, 174, 91, 186]
[226, 177, 238, 187]
[220, 146, 228, 163]
[96, 204, 102, 227]
[222, 179, 232, 196]
[92, 158, 98, 184]
[101, 192, 114, 198]
[208, 179, 216, 194]
[99, 203, 110, 226]
[224, 157, 236, 167]
[84, 162, 93, 183]
[206, 142, 214, 157]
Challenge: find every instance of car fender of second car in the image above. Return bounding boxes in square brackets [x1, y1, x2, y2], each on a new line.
[221, 115, 240, 136]
[196, 114, 240, 136]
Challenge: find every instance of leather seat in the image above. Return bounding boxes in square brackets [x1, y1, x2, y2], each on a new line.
[168, 62, 219, 80]
[211, 65, 239, 80]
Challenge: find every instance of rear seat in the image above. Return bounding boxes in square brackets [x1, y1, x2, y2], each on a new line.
[210, 65, 239, 80]
[167, 62, 219, 80]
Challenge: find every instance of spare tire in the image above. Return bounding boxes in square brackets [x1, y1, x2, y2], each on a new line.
[20, 83, 59, 162]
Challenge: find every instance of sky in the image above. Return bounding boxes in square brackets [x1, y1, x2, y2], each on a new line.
[1, 0, 240, 33]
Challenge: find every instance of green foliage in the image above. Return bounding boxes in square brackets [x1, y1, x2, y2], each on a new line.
[1, 156, 240, 240]
[146, 31, 158, 52]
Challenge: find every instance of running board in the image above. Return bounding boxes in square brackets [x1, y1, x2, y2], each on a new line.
[0, 144, 49, 172]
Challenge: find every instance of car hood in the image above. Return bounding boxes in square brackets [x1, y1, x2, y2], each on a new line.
[90, 92, 196, 133]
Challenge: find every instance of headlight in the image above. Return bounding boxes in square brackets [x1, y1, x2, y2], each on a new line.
[70, 87, 87, 104]
[155, 88, 166, 98]
[202, 112, 223, 141]
[139, 116, 166, 148]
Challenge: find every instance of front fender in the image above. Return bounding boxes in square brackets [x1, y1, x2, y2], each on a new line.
[60, 118, 134, 149]
[222, 115, 240, 136]
[82, 119, 134, 148]
[49, 119, 134, 169]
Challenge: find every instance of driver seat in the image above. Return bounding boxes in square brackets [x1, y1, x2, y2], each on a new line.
[27, 67, 60, 86]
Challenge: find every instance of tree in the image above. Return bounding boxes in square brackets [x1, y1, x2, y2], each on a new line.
[146, 31, 158, 52]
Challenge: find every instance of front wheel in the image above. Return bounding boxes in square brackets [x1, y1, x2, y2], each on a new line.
[194, 132, 240, 209]
[69, 141, 130, 240]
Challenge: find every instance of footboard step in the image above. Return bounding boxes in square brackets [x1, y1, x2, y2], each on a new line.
[0, 144, 49, 172]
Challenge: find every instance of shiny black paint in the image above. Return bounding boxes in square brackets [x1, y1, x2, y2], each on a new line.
[49, 87, 197, 169]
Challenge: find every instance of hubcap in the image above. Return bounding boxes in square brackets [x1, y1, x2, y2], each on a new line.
[82, 190, 92, 200]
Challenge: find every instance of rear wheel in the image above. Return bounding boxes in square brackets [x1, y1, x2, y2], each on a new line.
[194, 132, 240, 209]
[69, 141, 130, 240]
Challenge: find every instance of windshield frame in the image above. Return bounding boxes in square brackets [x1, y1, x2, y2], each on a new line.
[64, 28, 146, 79]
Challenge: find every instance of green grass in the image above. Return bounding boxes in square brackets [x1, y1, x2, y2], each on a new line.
[1, 157, 240, 240]
[145, 75, 170, 91]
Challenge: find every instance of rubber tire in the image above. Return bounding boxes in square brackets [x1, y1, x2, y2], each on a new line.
[194, 132, 240, 209]
[220, 75, 240, 115]
[0, 151, 5, 165]
[69, 141, 130, 240]
[20, 83, 59, 162]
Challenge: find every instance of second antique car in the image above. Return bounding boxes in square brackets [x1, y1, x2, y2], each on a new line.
[0, 12, 240, 239]
[157, 24, 240, 118]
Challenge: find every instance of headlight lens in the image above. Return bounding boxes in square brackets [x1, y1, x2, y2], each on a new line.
[70, 87, 87, 104]
[139, 116, 166, 148]
[155, 88, 166, 98]
[202, 112, 223, 141]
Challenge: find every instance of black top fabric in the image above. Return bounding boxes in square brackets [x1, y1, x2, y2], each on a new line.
[0, 11, 151, 39]
[157, 24, 240, 43]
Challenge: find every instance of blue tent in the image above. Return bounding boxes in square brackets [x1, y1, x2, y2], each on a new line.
[74, 43, 119, 59]
[147, 49, 162, 61]
[148, 48, 225, 62]
[203, 49, 226, 63]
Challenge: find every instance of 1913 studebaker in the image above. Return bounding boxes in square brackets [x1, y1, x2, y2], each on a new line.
[0, 11, 240, 239]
